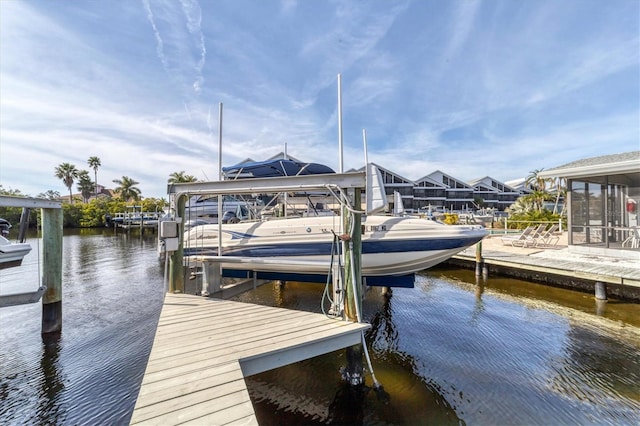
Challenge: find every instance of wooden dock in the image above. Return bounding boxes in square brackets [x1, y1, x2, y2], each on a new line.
[451, 236, 640, 298]
[130, 293, 370, 425]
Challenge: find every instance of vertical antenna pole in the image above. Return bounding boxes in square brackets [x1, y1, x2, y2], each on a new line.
[218, 102, 223, 181]
[362, 129, 368, 166]
[338, 73, 344, 173]
[217, 103, 223, 259]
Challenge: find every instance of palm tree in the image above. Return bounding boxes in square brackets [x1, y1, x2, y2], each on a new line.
[77, 170, 94, 203]
[525, 169, 554, 211]
[168, 171, 198, 183]
[526, 169, 549, 193]
[551, 177, 567, 215]
[506, 195, 536, 215]
[112, 176, 142, 201]
[88, 156, 101, 197]
[54, 163, 79, 203]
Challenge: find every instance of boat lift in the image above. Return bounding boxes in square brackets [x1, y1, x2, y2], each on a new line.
[160, 171, 367, 316]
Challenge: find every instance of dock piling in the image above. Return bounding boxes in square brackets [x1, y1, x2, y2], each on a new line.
[595, 281, 607, 300]
[475, 242, 484, 277]
[41, 207, 63, 334]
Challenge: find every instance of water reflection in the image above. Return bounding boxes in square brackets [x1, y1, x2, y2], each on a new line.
[1, 229, 165, 425]
[37, 332, 66, 424]
[245, 283, 464, 424]
[431, 265, 640, 328]
[2, 231, 638, 425]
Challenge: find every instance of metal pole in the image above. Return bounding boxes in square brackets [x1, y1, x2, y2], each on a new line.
[337, 73, 344, 173]
[217, 102, 223, 261]
[169, 195, 186, 293]
[218, 102, 223, 181]
[41, 207, 63, 334]
[18, 208, 30, 243]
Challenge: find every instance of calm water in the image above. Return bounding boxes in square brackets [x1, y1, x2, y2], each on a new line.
[1, 229, 639, 425]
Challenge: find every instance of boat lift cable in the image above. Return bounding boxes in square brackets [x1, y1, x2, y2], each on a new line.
[321, 232, 344, 319]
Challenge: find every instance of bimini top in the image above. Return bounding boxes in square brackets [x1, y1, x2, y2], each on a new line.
[222, 159, 335, 179]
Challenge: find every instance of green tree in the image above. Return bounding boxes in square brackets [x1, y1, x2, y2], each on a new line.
[77, 170, 94, 203]
[551, 177, 567, 216]
[112, 176, 142, 201]
[168, 171, 198, 183]
[524, 169, 554, 212]
[526, 168, 550, 193]
[140, 197, 168, 213]
[37, 190, 61, 200]
[54, 162, 79, 203]
[0, 186, 26, 225]
[88, 156, 101, 196]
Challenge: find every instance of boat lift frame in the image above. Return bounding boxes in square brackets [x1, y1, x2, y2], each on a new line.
[162, 171, 366, 315]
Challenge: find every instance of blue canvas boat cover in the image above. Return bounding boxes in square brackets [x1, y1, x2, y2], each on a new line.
[222, 159, 335, 179]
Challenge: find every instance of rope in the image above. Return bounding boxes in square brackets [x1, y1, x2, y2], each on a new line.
[321, 232, 344, 318]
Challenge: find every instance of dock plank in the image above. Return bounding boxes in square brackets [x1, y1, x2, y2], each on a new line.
[454, 241, 640, 288]
[131, 292, 369, 425]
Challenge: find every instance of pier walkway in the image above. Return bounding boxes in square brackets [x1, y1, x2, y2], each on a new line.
[453, 234, 640, 292]
[130, 293, 369, 425]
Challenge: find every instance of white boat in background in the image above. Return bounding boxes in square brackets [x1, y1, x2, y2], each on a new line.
[183, 214, 488, 277]
[0, 235, 32, 270]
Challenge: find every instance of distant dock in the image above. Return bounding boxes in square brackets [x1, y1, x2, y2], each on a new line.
[450, 236, 640, 300]
[130, 293, 369, 425]
[108, 211, 162, 231]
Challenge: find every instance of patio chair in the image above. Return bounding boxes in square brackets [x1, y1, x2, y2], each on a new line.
[520, 224, 547, 247]
[533, 224, 560, 247]
[500, 225, 536, 247]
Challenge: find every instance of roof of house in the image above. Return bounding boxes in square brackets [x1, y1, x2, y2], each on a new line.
[538, 151, 639, 178]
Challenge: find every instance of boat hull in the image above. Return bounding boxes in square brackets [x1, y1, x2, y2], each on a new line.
[183, 215, 487, 277]
[0, 237, 32, 270]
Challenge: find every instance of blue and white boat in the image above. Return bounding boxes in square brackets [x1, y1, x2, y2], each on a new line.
[179, 159, 488, 284]
[183, 214, 487, 278]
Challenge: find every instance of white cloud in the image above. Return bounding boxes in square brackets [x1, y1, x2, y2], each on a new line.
[1, 0, 638, 200]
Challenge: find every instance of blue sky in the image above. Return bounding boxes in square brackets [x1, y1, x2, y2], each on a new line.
[1, 0, 638, 199]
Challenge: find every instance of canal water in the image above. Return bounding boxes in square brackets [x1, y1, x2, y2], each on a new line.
[1, 229, 639, 425]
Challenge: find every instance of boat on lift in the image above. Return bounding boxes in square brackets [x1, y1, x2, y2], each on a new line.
[178, 160, 487, 283]
[183, 214, 487, 277]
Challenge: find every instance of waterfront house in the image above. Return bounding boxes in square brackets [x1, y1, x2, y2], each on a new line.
[248, 152, 527, 213]
[468, 177, 522, 210]
[538, 151, 640, 259]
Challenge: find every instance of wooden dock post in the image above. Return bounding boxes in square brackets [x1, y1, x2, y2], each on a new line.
[41, 207, 63, 334]
[595, 281, 607, 300]
[169, 194, 186, 293]
[344, 189, 363, 322]
[342, 188, 365, 386]
[475, 241, 484, 277]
